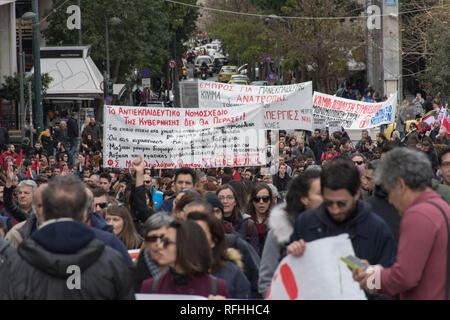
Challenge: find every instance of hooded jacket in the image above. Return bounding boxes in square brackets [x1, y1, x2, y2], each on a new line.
[291, 200, 397, 268]
[258, 204, 292, 297]
[3, 221, 134, 300]
[213, 249, 251, 299]
[366, 185, 401, 244]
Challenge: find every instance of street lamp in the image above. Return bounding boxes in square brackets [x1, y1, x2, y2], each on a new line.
[18, 11, 36, 140]
[267, 14, 281, 84]
[105, 17, 121, 99]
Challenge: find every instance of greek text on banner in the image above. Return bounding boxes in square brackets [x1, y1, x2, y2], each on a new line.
[312, 92, 397, 130]
[198, 80, 313, 131]
[103, 105, 267, 169]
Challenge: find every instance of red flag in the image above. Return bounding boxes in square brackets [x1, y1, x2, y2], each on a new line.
[31, 155, 39, 171]
[86, 155, 89, 168]
[14, 149, 23, 167]
[25, 168, 32, 178]
[60, 159, 63, 171]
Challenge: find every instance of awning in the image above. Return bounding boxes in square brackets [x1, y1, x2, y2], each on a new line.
[35, 46, 104, 100]
[0, 1, 15, 5]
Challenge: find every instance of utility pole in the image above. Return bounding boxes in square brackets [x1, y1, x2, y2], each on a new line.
[32, 0, 43, 136]
[173, 31, 181, 108]
[382, 0, 400, 100]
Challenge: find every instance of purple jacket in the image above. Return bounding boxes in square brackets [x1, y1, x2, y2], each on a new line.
[141, 269, 228, 298]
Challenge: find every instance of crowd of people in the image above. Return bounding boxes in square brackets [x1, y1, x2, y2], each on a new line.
[1, 101, 450, 299]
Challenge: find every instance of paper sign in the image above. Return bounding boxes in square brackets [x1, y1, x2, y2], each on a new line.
[267, 234, 367, 300]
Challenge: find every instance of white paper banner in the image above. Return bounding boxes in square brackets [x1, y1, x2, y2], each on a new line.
[103, 105, 267, 169]
[312, 92, 397, 130]
[267, 234, 367, 300]
[198, 80, 313, 131]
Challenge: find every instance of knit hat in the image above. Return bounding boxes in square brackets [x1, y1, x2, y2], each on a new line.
[205, 193, 224, 214]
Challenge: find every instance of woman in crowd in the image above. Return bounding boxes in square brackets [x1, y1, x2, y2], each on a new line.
[216, 184, 259, 253]
[247, 183, 274, 256]
[140, 220, 229, 298]
[258, 168, 323, 297]
[132, 213, 174, 293]
[187, 211, 251, 299]
[172, 189, 203, 220]
[104, 205, 142, 250]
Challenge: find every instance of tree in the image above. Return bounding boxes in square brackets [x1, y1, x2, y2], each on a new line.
[42, 0, 198, 86]
[279, 0, 365, 92]
[400, 0, 450, 102]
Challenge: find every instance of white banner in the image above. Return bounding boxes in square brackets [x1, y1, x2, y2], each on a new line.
[267, 234, 367, 300]
[103, 105, 266, 169]
[312, 92, 397, 130]
[198, 80, 313, 131]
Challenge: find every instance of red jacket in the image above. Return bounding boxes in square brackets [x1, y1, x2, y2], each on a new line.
[141, 269, 228, 298]
[380, 190, 450, 299]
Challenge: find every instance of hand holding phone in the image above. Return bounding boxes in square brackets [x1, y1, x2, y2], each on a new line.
[340, 255, 368, 271]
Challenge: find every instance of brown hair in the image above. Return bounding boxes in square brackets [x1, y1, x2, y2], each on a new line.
[247, 183, 273, 221]
[187, 211, 227, 274]
[170, 220, 212, 277]
[103, 205, 142, 250]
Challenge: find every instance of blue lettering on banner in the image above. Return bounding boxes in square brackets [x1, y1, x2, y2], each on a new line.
[384, 0, 396, 7]
[370, 104, 392, 126]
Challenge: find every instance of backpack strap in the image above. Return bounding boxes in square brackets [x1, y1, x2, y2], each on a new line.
[209, 275, 217, 296]
[427, 202, 450, 300]
[151, 275, 161, 294]
[246, 218, 255, 242]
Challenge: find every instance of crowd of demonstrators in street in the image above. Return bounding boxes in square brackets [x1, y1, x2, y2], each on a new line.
[1, 92, 450, 299]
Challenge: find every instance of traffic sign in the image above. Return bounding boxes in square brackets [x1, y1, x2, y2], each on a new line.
[267, 72, 277, 82]
[265, 55, 272, 63]
[100, 81, 104, 91]
[169, 60, 176, 69]
[140, 67, 151, 78]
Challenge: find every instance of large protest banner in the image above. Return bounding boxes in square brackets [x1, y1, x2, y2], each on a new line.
[103, 105, 266, 169]
[267, 234, 367, 300]
[198, 80, 313, 131]
[312, 92, 397, 130]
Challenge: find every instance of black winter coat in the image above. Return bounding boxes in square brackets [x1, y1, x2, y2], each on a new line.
[1, 221, 135, 300]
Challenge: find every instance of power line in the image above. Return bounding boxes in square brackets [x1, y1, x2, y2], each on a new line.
[164, 0, 449, 21]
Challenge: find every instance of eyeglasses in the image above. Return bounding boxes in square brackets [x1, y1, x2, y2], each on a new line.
[161, 237, 176, 248]
[145, 234, 165, 243]
[441, 162, 450, 168]
[323, 199, 349, 208]
[253, 196, 270, 203]
[219, 196, 234, 202]
[353, 161, 364, 165]
[95, 202, 108, 209]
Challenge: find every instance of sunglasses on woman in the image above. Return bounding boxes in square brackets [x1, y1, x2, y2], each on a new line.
[253, 196, 271, 203]
[145, 235, 175, 248]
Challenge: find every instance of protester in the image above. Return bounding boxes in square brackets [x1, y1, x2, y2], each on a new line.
[247, 183, 274, 255]
[287, 159, 397, 299]
[353, 148, 450, 300]
[216, 184, 259, 253]
[140, 220, 228, 298]
[104, 205, 142, 250]
[160, 167, 197, 213]
[1, 175, 134, 299]
[132, 213, 174, 292]
[187, 211, 251, 299]
[259, 168, 322, 297]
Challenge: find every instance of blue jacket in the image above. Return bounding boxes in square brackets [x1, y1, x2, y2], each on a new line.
[213, 260, 251, 299]
[91, 227, 133, 266]
[91, 212, 114, 233]
[160, 196, 175, 213]
[291, 200, 397, 268]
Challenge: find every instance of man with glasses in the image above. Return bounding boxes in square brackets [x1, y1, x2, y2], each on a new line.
[89, 187, 114, 233]
[287, 159, 397, 298]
